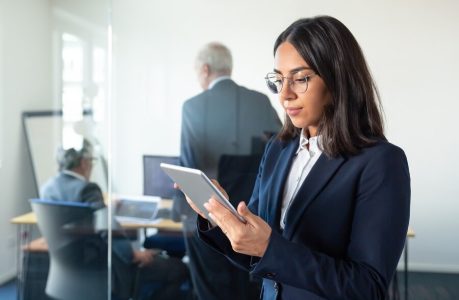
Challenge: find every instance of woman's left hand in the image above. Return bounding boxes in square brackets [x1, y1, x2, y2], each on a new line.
[204, 197, 272, 257]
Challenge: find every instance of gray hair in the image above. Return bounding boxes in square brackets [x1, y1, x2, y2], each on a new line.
[196, 42, 233, 76]
[57, 139, 93, 171]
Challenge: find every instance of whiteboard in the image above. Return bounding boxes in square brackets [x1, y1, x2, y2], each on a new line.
[23, 110, 108, 196]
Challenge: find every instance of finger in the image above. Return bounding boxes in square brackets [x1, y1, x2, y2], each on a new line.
[208, 212, 228, 234]
[237, 201, 258, 225]
[205, 198, 243, 233]
[207, 210, 234, 236]
[210, 179, 221, 188]
[237, 201, 251, 217]
[186, 196, 207, 219]
[210, 180, 229, 199]
[204, 197, 229, 217]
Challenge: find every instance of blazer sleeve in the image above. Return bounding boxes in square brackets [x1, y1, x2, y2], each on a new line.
[250, 144, 410, 299]
[179, 100, 199, 169]
[172, 101, 200, 222]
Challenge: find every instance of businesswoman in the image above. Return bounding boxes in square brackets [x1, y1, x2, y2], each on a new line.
[183, 16, 410, 299]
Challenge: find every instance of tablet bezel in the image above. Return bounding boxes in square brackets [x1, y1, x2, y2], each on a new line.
[160, 163, 246, 225]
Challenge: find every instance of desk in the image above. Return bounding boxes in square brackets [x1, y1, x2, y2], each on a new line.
[11, 212, 183, 232]
[404, 228, 415, 300]
[10, 199, 182, 300]
[11, 212, 36, 300]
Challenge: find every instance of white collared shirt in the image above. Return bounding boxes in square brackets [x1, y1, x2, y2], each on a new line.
[208, 76, 231, 89]
[62, 169, 87, 182]
[280, 131, 323, 229]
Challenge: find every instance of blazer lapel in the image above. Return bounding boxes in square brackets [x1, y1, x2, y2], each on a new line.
[283, 154, 346, 240]
[266, 138, 299, 230]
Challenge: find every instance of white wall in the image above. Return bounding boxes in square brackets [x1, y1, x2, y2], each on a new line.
[0, 0, 4, 171]
[112, 0, 459, 272]
[0, 0, 52, 282]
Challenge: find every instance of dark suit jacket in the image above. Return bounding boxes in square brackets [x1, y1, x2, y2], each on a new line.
[198, 137, 411, 299]
[40, 172, 104, 208]
[173, 79, 281, 300]
[173, 78, 281, 229]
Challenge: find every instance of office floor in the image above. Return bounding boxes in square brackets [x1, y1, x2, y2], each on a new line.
[1, 271, 458, 299]
[0, 279, 15, 299]
[398, 271, 459, 300]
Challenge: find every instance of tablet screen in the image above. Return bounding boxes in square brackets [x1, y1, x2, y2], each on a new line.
[160, 163, 246, 225]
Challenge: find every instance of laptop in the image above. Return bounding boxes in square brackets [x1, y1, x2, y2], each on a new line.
[143, 155, 179, 199]
[114, 195, 160, 223]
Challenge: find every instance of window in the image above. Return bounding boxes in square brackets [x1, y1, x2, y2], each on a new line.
[60, 32, 107, 149]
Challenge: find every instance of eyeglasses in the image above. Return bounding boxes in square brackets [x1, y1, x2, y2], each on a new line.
[265, 71, 316, 94]
[84, 156, 98, 164]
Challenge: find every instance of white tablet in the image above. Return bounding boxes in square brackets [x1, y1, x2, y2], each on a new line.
[160, 163, 246, 225]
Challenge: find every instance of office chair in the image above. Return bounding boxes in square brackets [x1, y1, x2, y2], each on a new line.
[30, 199, 108, 300]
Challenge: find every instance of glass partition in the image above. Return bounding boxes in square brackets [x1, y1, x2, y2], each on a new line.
[18, 1, 282, 299]
[19, 1, 112, 299]
[109, 2, 282, 300]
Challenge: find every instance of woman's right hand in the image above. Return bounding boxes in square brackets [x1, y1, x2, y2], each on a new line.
[174, 183, 207, 219]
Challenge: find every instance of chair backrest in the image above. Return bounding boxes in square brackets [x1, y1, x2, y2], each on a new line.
[30, 199, 108, 300]
[143, 155, 179, 198]
[217, 154, 262, 207]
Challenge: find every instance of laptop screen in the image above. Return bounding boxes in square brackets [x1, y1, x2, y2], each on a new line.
[115, 196, 160, 221]
[143, 155, 179, 198]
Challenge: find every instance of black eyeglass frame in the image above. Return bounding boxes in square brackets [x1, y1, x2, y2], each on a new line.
[264, 72, 317, 94]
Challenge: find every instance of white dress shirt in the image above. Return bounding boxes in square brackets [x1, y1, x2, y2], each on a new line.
[62, 169, 86, 182]
[208, 76, 231, 89]
[280, 131, 323, 229]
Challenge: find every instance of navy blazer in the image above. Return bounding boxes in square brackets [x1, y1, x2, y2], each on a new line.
[198, 136, 410, 299]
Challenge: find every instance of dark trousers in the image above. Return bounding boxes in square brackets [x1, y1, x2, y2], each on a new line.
[185, 230, 261, 300]
[113, 254, 189, 300]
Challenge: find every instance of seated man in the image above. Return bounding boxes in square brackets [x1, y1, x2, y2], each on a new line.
[40, 139, 189, 300]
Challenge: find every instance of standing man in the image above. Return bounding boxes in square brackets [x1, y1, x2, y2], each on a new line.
[173, 42, 281, 300]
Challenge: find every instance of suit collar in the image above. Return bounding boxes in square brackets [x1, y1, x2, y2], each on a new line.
[62, 170, 86, 182]
[209, 77, 232, 89]
[266, 136, 299, 231]
[282, 153, 346, 239]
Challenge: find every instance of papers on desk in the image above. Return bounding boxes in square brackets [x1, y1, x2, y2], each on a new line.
[113, 194, 161, 223]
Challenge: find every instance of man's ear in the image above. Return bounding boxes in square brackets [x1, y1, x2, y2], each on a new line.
[202, 64, 210, 77]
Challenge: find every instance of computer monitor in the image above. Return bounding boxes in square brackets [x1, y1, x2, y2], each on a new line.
[143, 155, 179, 198]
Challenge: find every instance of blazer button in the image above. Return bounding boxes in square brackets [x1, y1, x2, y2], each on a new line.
[273, 282, 279, 291]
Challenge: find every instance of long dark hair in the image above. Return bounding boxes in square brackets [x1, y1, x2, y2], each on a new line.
[275, 16, 385, 157]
